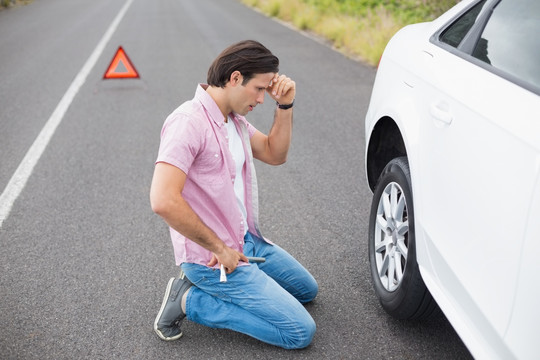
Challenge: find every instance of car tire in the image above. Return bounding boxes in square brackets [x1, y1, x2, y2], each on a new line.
[368, 157, 437, 320]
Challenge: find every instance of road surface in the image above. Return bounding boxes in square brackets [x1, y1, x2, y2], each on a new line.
[0, 0, 472, 358]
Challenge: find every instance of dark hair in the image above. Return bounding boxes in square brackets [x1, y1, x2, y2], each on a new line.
[207, 40, 279, 88]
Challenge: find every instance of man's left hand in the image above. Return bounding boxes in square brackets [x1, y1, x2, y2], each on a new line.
[267, 74, 295, 106]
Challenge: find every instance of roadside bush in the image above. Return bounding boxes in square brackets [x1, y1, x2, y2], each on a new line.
[241, 0, 458, 65]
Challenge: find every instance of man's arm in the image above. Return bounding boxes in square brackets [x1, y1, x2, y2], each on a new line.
[251, 74, 295, 165]
[150, 162, 247, 272]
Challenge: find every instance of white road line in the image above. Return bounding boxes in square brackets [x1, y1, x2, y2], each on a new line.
[0, 0, 134, 229]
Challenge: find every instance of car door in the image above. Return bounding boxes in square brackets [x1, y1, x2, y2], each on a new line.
[414, 0, 540, 343]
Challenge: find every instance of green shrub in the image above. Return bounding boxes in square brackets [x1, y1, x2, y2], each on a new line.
[241, 0, 458, 65]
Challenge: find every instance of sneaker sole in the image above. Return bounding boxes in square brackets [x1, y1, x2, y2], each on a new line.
[154, 277, 183, 341]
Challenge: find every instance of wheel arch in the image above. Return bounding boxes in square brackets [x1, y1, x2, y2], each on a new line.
[366, 117, 408, 191]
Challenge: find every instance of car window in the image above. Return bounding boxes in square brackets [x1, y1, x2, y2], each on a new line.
[471, 0, 540, 90]
[439, 0, 487, 48]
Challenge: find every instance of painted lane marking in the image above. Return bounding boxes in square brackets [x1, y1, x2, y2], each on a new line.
[0, 0, 135, 228]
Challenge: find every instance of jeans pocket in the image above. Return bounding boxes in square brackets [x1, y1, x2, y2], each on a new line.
[181, 263, 232, 302]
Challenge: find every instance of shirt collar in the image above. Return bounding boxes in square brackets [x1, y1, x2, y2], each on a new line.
[195, 84, 227, 127]
[195, 84, 249, 128]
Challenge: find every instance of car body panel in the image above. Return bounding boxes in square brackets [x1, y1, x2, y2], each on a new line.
[505, 172, 540, 360]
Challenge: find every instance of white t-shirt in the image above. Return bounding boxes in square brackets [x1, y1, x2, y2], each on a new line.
[225, 116, 248, 234]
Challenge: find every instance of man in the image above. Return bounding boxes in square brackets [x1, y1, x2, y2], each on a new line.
[150, 40, 318, 349]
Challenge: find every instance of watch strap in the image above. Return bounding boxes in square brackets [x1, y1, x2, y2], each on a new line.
[276, 99, 294, 109]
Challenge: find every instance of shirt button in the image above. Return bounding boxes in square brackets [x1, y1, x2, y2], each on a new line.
[214, 154, 219, 158]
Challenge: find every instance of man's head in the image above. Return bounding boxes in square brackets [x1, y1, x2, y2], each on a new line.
[207, 40, 279, 88]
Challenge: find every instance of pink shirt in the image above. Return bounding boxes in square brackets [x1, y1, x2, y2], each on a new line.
[156, 84, 268, 267]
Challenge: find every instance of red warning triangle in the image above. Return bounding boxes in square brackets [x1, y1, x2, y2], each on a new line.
[103, 46, 139, 79]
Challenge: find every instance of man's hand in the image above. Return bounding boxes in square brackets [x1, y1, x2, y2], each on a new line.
[207, 246, 248, 274]
[267, 73, 295, 105]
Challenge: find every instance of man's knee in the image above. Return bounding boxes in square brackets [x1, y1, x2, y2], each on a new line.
[283, 316, 316, 349]
[298, 280, 319, 304]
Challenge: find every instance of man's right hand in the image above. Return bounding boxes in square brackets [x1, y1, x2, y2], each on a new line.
[207, 247, 248, 274]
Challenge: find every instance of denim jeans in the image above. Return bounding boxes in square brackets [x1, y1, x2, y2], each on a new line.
[181, 232, 318, 349]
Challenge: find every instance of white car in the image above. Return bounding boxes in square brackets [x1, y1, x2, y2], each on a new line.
[364, 0, 540, 359]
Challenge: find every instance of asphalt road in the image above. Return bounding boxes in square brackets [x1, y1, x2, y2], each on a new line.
[0, 0, 472, 359]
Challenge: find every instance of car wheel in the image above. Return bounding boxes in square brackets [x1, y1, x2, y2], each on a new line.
[368, 157, 437, 320]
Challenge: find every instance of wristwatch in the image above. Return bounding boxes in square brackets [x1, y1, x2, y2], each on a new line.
[276, 99, 294, 109]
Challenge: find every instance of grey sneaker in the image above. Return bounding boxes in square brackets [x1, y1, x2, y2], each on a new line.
[154, 277, 192, 341]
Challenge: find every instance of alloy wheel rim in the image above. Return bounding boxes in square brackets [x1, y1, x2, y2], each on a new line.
[374, 182, 409, 292]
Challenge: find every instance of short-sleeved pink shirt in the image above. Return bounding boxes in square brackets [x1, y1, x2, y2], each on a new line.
[156, 84, 268, 267]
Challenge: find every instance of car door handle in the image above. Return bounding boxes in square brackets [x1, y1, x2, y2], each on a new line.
[430, 103, 453, 125]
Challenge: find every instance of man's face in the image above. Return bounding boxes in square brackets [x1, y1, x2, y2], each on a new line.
[230, 72, 275, 116]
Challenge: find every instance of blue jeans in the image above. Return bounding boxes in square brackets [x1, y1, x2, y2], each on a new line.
[181, 232, 318, 349]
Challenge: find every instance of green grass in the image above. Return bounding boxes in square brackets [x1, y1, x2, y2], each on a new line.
[241, 0, 458, 66]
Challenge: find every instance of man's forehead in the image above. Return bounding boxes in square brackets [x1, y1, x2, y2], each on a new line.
[250, 72, 276, 85]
